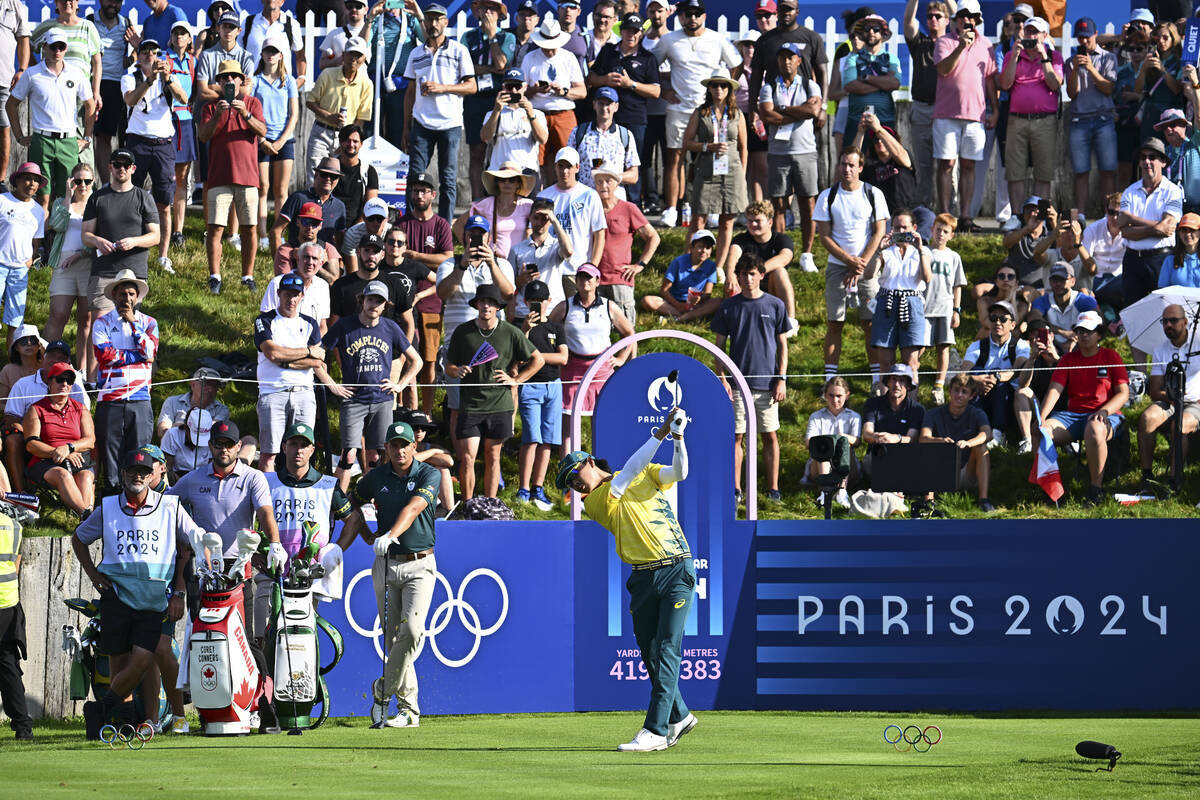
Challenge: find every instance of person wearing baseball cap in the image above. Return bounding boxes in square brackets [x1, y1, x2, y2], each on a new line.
[538, 145, 606, 296]
[6, 28, 95, 209]
[1065, 16, 1118, 217]
[22, 359, 95, 518]
[641, 228, 718, 321]
[960, 297, 1031, 452]
[2, 338, 87, 492]
[1039, 308, 1130, 506]
[999, 16, 1062, 213]
[322, 274, 420, 493]
[569, 83, 640, 193]
[305, 21, 372, 190]
[271, 156, 347, 273]
[754, 0, 777, 32]
[1030, 260, 1100, 351]
[154, 366, 235, 446]
[343, 196, 393, 274]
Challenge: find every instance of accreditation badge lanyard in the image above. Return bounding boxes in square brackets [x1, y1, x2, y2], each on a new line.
[773, 75, 801, 143]
[473, 30, 495, 92]
[711, 110, 730, 175]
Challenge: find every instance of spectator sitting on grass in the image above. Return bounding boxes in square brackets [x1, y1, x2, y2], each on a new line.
[1027, 262, 1099, 352]
[1044, 215, 1086, 292]
[1136, 303, 1200, 490]
[1080, 192, 1128, 308]
[960, 299, 1030, 451]
[974, 264, 1030, 341]
[640, 229, 718, 321]
[161, 407, 215, 479]
[1157, 211, 1200, 289]
[1037, 309, 1129, 507]
[274, 202, 342, 282]
[866, 209, 931, 380]
[154, 366, 231, 441]
[23, 361, 94, 517]
[998, 196, 1056, 288]
[3, 340, 89, 493]
[860, 363, 924, 464]
[923, 214, 967, 405]
[341, 198, 391, 274]
[804, 377, 860, 509]
[920, 373, 994, 512]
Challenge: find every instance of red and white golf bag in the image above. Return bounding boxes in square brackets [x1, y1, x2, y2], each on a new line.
[189, 585, 269, 735]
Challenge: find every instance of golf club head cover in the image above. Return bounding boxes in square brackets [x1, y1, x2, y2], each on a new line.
[320, 543, 343, 570]
[200, 531, 223, 567]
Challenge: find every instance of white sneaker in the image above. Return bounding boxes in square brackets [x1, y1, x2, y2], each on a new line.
[617, 728, 668, 752]
[384, 711, 419, 728]
[667, 713, 697, 747]
[258, 237, 270, 251]
[799, 252, 817, 273]
[229, 234, 242, 252]
[1002, 216, 1022, 232]
[660, 207, 677, 227]
[786, 317, 799, 338]
[834, 488, 851, 509]
[170, 715, 190, 734]
[932, 385, 945, 405]
[157, 256, 175, 275]
[988, 431, 1006, 450]
[1017, 438, 1032, 455]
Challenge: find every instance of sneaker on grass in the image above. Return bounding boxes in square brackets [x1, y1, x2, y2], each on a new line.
[209, 275, 222, 295]
[532, 486, 553, 511]
[617, 728, 668, 752]
[667, 713, 697, 747]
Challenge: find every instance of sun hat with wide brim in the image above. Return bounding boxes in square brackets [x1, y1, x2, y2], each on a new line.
[853, 14, 893, 41]
[482, 161, 536, 196]
[11, 162, 48, 187]
[701, 67, 738, 89]
[531, 13, 572, 48]
[105, 268, 150, 304]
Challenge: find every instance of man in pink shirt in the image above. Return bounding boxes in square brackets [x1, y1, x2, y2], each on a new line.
[998, 16, 1062, 212]
[932, 0, 997, 233]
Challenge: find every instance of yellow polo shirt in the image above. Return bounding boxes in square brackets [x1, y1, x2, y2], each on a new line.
[583, 464, 690, 565]
[308, 66, 374, 123]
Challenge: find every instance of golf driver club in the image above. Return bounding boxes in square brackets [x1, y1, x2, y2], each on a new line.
[372, 551, 390, 729]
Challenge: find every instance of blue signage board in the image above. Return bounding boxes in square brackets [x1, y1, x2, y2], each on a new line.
[1185, 18, 1200, 67]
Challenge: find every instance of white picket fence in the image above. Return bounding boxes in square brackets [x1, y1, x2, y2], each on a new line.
[28, 6, 1124, 100]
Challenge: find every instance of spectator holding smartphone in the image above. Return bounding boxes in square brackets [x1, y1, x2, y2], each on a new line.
[509, 197, 572, 322]
[866, 210, 932, 380]
[516, 280, 567, 510]
[998, 17, 1062, 214]
[481, 68, 548, 177]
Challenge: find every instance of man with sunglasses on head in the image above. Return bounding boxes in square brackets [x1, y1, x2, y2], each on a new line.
[903, 0, 956, 211]
[7, 31, 95, 214]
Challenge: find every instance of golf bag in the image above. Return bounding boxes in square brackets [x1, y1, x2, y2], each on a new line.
[189, 584, 268, 735]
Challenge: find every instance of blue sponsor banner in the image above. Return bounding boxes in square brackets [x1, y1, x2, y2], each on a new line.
[755, 519, 1200, 711]
[1185, 19, 1200, 67]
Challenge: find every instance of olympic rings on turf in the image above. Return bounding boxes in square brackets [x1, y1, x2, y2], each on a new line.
[882, 723, 943, 753]
[98, 722, 154, 749]
[99, 724, 117, 747]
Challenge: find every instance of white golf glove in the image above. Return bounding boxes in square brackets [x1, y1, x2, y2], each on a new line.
[267, 541, 289, 573]
[320, 543, 343, 570]
[373, 535, 392, 558]
[669, 408, 688, 437]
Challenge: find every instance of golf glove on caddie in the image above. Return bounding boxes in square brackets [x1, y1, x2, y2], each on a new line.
[373, 535, 392, 558]
[321, 543, 343, 570]
[267, 541, 289, 572]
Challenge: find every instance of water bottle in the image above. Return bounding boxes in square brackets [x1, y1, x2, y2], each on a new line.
[680, 202, 692, 228]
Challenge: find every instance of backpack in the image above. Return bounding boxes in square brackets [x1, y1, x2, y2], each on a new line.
[242, 12, 298, 52]
[973, 335, 1019, 372]
[826, 180, 881, 222]
[462, 496, 516, 521]
[570, 122, 632, 155]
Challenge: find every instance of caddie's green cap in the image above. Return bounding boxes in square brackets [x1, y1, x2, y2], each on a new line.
[554, 450, 592, 491]
[386, 421, 415, 444]
[284, 422, 316, 444]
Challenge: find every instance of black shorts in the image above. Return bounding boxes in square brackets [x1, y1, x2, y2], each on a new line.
[456, 411, 514, 442]
[128, 134, 177, 206]
[95, 80, 126, 136]
[25, 453, 94, 487]
[99, 590, 164, 655]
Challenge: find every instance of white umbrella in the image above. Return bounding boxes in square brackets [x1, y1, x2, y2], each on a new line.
[1119, 286, 1200, 353]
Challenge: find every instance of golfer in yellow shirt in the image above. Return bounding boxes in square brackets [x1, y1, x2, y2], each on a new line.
[555, 407, 697, 752]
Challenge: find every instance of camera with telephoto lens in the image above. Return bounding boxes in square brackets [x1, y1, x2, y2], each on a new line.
[809, 435, 852, 480]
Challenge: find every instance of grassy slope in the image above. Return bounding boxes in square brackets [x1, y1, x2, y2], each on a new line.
[19, 217, 1197, 535]
[3, 712, 1198, 798]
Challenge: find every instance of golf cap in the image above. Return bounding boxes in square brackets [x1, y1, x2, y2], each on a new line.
[1022, 195, 1043, 209]
[738, 30, 761, 44]
[678, 0, 704, 12]
[359, 233, 385, 251]
[172, 20, 194, 33]
[517, 0, 538, 14]
[122, 450, 155, 470]
[577, 263, 601, 279]
[1178, 212, 1200, 230]
[406, 411, 438, 431]
[555, 450, 592, 490]
[386, 421, 416, 444]
[646, 0, 669, 8]
[621, 12, 644, 28]
[284, 422, 316, 444]
[410, 171, 437, 189]
[424, 3, 448, 16]
[138, 38, 162, 52]
[111, 148, 136, 165]
[137, 444, 167, 464]
[361, 280, 390, 300]
[1074, 310, 1104, 331]
[363, 197, 389, 219]
[502, 67, 524, 83]
[298, 201, 323, 220]
[1025, 17, 1050, 34]
[955, 0, 982, 19]
[1074, 17, 1097, 37]
[555, 146, 580, 166]
[345, 36, 369, 56]
[42, 29, 68, 47]
[524, 279, 551, 301]
[210, 419, 241, 443]
[316, 156, 342, 176]
[47, 361, 76, 382]
[1013, 3, 1034, 18]
[218, 11, 241, 26]
[186, 408, 215, 448]
[559, 0, 580, 6]
[466, 214, 491, 232]
[261, 32, 289, 54]
[45, 339, 71, 358]
[1130, 8, 1155, 25]
[756, 0, 777, 12]
[691, 229, 717, 244]
[1049, 261, 1075, 279]
[778, 42, 803, 58]
[192, 366, 223, 382]
[596, 86, 619, 103]
[988, 300, 1017, 318]
[887, 364, 916, 385]
[279, 273, 305, 293]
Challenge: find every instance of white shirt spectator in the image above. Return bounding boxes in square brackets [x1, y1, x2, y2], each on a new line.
[241, 10, 304, 67]
[0, 193, 46, 267]
[10, 61, 93, 135]
[509, 236, 568, 317]
[320, 21, 371, 65]
[484, 105, 547, 172]
[260, 275, 331, 324]
[5, 370, 90, 420]
[805, 407, 862, 440]
[877, 245, 929, 291]
[1151, 341, 1200, 402]
[1120, 178, 1183, 251]
[156, 392, 231, 432]
[652, 29, 741, 114]
[120, 70, 176, 139]
[758, 74, 821, 156]
[537, 181, 606, 274]
[812, 182, 890, 267]
[403, 38, 474, 131]
[253, 311, 322, 393]
[436, 257, 516, 334]
[1080, 218, 1125, 278]
[964, 334, 1031, 372]
[521, 48, 585, 112]
[925, 247, 967, 317]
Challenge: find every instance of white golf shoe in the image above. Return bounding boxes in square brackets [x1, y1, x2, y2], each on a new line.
[385, 711, 419, 728]
[667, 713, 697, 747]
[799, 252, 817, 273]
[618, 728, 669, 752]
[170, 715, 190, 734]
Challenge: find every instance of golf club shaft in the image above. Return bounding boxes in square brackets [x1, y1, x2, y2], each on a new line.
[277, 572, 300, 732]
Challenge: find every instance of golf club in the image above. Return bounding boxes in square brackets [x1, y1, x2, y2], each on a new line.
[276, 570, 303, 736]
[200, 532, 223, 591]
[372, 551, 390, 729]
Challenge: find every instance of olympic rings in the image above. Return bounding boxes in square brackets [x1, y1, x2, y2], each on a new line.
[882, 723, 943, 753]
[99, 724, 117, 746]
[97, 722, 155, 749]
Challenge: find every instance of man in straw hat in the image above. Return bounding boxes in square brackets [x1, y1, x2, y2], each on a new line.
[0, 164, 48, 348]
[523, 13, 588, 186]
[91, 268, 159, 490]
[198, 58, 266, 295]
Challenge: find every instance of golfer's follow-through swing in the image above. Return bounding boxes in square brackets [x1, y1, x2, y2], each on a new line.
[556, 404, 698, 752]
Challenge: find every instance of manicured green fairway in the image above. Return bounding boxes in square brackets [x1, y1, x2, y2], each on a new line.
[2, 712, 1197, 798]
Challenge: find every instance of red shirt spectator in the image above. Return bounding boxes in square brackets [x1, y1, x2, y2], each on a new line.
[28, 395, 87, 466]
[1050, 347, 1129, 413]
[201, 92, 265, 188]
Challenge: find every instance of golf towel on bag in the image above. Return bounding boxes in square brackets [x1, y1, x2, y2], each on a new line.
[177, 611, 193, 690]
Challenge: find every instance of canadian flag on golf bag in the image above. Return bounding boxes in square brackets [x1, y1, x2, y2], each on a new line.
[1027, 398, 1064, 502]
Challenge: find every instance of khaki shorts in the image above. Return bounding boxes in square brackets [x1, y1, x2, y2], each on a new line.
[87, 274, 116, 313]
[207, 184, 258, 227]
[50, 254, 91, 298]
[418, 310, 443, 363]
[1005, 114, 1058, 182]
[732, 388, 780, 434]
[824, 261, 878, 322]
[665, 107, 692, 150]
[598, 283, 636, 328]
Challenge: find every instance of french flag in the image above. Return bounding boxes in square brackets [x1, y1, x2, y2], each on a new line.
[1027, 399, 1064, 503]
